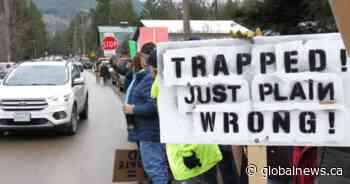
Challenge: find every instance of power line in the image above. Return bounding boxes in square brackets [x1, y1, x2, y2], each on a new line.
[182, 0, 191, 40]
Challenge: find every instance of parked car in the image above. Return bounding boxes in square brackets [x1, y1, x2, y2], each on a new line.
[73, 62, 84, 72]
[0, 61, 89, 135]
[83, 61, 93, 69]
[92, 58, 109, 72]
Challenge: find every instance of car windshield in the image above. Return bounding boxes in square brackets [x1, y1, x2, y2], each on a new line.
[4, 65, 67, 86]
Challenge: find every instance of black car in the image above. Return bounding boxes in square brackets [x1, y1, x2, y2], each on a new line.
[73, 62, 84, 72]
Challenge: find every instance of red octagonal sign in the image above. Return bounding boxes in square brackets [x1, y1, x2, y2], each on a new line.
[103, 36, 118, 50]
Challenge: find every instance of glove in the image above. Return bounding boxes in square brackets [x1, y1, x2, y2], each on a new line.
[229, 28, 264, 39]
[183, 151, 202, 169]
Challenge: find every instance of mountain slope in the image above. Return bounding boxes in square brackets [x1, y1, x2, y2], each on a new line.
[32, 0, 143, 33]
[32, 0, 96, 19]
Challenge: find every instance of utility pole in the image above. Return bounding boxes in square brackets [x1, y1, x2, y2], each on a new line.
[215, 0, 218, 18]
[73, 24, 78, 56]
[182, 0, 191, 40]
[80, 13, 86, 56]
[32, 40, 37, 58]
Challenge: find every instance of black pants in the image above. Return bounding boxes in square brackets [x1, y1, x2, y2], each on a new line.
[201, 146, 247, 184]
[219, 146, 240, 184]
[201, 166, 218, 184]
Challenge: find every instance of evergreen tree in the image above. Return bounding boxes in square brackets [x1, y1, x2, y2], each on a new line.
[222, 0, 241, 20]
[142, 0, 178, 19]
[110, 0, 140, 25]
[96, 0, 112, 25]
[12, 0, 47, 60]
[303, 0, 337, 33]
[189, 0, 209, 19]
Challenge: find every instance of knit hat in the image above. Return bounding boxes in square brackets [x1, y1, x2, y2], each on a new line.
[147, 49, 157, 68]
[141, 42, 156, 55]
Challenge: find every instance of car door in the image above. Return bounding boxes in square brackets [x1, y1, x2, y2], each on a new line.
[72, 64, 85, 112]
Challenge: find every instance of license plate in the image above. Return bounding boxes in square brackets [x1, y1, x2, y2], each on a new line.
[13, 112, 31, 122]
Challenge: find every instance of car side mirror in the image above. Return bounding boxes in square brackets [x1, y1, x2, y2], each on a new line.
[73, 77, 84, 86]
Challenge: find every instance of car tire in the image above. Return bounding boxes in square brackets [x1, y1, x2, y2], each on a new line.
[79, 95, 88, 120]
[63, 105, 78, 136]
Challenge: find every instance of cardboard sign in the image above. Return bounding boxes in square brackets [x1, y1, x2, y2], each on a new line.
[112, 149, 146, 182]
[330, 0, 350, 54]
[157, 34, 350, 146]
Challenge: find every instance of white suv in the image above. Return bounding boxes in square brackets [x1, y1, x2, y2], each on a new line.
[0, 61, 88, 135]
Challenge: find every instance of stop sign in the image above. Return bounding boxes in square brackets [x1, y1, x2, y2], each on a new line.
[103, 36, 118, 50]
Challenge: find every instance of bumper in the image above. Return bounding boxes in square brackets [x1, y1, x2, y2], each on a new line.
[0, 104, 73, 131]
[0, 122, 70, 131]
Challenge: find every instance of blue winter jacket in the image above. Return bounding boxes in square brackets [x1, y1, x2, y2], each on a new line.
[127, 70, 160, 142]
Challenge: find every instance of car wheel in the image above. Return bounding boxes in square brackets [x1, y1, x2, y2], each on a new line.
[64, 105, 78, 136]
[79, 95, 88, 120]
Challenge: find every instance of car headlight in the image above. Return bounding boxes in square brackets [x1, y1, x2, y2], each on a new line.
[47, 96, 59, 102]
[48, 94, 71, 103]
[63, 94, 71, 102]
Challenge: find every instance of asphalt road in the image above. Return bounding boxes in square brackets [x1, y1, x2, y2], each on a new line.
[0, 71, 136, 184]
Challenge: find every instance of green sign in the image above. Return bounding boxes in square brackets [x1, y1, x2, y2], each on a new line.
[129, 40, 137, 58]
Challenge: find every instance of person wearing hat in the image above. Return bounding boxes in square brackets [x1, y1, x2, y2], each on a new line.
[123, 42, 170, 184]
[124, 42, 156, 141]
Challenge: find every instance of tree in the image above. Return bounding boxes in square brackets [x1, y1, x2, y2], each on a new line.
[189, 0, 210, 19]
[11, 0, 47, 60]
[110, 0, 140, 25]
[222, 0, 241, 20]
[95, 0, 111, 25]
[142, 0, 178, 19]
[0, 0, 11, 62]
[231, 0, 336, 35]
[303, 0, 337, 33]
[48, 32, 66, 55]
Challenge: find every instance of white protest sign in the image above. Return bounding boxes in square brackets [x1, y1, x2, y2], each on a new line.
[157, 33, 350, 146]
[176, 76, 250, 114]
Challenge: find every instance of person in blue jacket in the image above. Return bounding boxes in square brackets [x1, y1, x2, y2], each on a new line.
[124, 43, 156, 142]
[123, 42, 169, 184]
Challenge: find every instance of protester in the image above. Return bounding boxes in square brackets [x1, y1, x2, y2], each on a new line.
[124, 43, 156, 141]
[114, 49, 131, 91]
[109, 55, 118, 87]
[124, 53, 144, 132]
[216, 145, 240, 183]
[148, 47, 223, 184]
[94, 60, 101, 82]
[123, 42, 169, 184]
[267, 146, 293, 184]
[100, 63, 109, 83]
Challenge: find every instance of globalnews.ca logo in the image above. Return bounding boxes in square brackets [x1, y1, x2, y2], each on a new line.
[246, 164, 343, 177]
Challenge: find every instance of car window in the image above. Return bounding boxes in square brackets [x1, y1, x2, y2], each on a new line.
[4, 65, 67, 86]
[72, 65, 81, 79]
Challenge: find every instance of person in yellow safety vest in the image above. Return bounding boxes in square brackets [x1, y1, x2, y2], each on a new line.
[148, 49, 223, 182]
